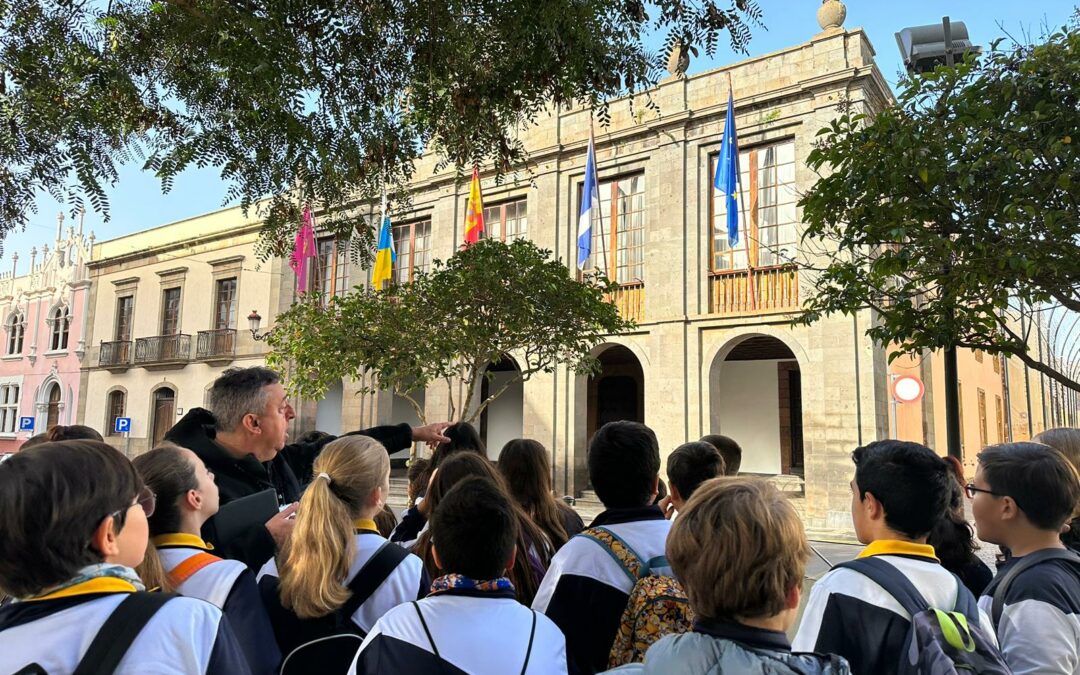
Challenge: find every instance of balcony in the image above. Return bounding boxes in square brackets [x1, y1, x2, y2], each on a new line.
[710, 266, 799, 316]
[606, 282, 645, 324]
[99, 341, 132, 370]
[134, 334, 191, 369]
[196, 329, 236, 363]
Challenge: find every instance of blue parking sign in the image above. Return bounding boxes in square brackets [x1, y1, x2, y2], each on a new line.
[114, 417, 132, 434]
[18, 417, 34, 432]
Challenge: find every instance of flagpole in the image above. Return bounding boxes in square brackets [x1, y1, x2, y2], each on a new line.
[727, 75, 757, 312]
[591, 117, 611, 280]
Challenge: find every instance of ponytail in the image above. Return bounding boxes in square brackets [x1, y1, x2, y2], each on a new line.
[136, 543, 174, 593]
[278, 435, 389, 619]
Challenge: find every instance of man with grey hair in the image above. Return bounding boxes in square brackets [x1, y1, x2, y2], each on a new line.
[166, 366, 450, 569]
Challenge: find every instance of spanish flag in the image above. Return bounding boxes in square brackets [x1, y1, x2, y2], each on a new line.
[464, 166, 485, 244]
[371, 198, 396, 289]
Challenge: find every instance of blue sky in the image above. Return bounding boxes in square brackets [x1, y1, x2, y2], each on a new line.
[6, 0, 1077, 272]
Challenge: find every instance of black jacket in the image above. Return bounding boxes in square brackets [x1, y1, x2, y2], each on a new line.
[165, 408, 412, 570]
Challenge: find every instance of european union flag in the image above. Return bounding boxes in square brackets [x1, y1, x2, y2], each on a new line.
[714, 90, 741, 247]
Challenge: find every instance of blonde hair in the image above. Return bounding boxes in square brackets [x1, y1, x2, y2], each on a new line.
[136, 544, 174, 594]
[278, 436, 389, 618]
[667, 476, 810, 620]
[1034, 428, 1080, 470]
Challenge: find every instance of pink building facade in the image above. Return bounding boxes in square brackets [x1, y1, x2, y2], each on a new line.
[0, 213, 93, 451]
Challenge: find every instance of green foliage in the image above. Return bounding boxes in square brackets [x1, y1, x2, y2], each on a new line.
[0, 0, 763, 257]
[266, 238, 635, 421]
[798, 20, 1080, 390]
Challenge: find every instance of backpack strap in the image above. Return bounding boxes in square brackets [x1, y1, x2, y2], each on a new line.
[166, 552, 222, 588]
[575, 527, 644, 584]
[73, 592, 174, 675]
[341, 540, 411, 622]
[519, 609, 537, 675]
[990, 548, 1080, 628]
[835, 557, 930, 617]
[412, 601, 440, 658]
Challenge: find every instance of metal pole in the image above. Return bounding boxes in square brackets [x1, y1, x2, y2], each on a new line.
[1037, 318, 1048, 432]
[942, 17, 955, 68]
[853, 313, 863, 446]
[1021, 309, 1033, 438]
[944, 346, 962, 459]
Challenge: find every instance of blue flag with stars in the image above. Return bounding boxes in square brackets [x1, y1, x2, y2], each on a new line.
[714, 90, 741, 246]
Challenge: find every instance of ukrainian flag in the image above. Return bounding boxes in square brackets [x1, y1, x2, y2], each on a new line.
[371, 215, 396, 288]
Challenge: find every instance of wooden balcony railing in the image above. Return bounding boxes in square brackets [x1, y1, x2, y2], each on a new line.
[710, 266, 799, 315]
[196, 329, 236, 360]
[99, 341, 132, 368]
[134, 334, 191, 365]
[607, 282, 645, 323]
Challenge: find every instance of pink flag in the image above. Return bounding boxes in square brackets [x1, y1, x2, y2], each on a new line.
[289, 206, 317, 293]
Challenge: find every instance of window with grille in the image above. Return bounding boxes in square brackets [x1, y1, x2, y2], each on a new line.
[391, 220, 432, 284]
[214, 278, 238, 330]
[580, 175, 645, 284]
[161, 287, 181, 335]
[711, 140, 797, 271]
[311, 239, 350, 299]
[481, 199, 528, 242]
[0, 384, 19, 433]
[107, 391, 126, 437]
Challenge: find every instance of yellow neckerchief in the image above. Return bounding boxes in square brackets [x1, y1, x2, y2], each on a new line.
[354, 518, 379, 534]
[26, 577, 138, 602]
[857, 539, 939, 561]
[152, 533, 215, 551]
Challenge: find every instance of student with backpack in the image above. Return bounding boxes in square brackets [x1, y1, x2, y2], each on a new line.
[257, 435, 429, 672]
[0, 440, 251, 674]
[352, 476, 568, 674]
[971, 441, 1080, 674]
[133, 443, 281, 674]
[534, 421, 676, 675]
[659, 441, 725, 519]
[604, 476, 851, 674]
[793, 440, 1005, 675]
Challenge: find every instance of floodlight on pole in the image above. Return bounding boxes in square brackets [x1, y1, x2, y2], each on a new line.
[896, 17, 981, 75]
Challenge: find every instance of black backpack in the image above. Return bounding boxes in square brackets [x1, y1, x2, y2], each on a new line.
[836, 557, 1010, 675]
[15, 592, 174, 675]
[278, 541, 410, 675]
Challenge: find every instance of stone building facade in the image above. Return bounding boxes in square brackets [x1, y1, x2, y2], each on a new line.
[78, 207, 281, 456]
[0, 213, 93, 450]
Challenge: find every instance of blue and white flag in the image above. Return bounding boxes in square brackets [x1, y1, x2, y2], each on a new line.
[714, 90, 741, 246]
[577, 129, 601, 270]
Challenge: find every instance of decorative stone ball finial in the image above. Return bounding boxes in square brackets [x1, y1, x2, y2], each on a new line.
[817, 0, 846, 32]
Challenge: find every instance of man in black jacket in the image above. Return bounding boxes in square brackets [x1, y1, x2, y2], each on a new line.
[165, 366, 450, 570]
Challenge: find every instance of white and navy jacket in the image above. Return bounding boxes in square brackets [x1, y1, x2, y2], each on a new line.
[352, 586, 568, 674]
[257, 522, 429, 657]
[156, 533, 281, 675]
[0, 579, 251, 674]
[533, 506, 673, 675]
[978, 551, 1080, 674]
[793, 540, 997, 675]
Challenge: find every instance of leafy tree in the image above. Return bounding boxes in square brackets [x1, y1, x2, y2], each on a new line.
[0, 0, 763, 256]
[798, 20, 1080, 391]
[266, 238, 635, 428]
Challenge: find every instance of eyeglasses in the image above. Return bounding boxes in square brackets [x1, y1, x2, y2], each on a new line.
[109, 485, 157, 524]
[964, 483, 1001, 499]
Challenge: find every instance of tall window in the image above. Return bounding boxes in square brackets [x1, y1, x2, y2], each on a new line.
[46, 384, 61, 429]
[115, 296, 134, 341]
[5, 312, 24, 355]
[0, 384, 19, 433]
[392, 220, 432, 284]
[49, 305, 71, 351]
[993, 355, 1001, 374]
[152, 387, 176, 446]
[711, 140, 797, 271]
[481, 199, 528, 242]
[958, 381, 966, 452]
[107, 390, 126, 437]
[160, 288, 181, 335]
[582, 175, 645, 284]
[977, 388, 988, 448]
[214, 278, 238, 330]
[995, 395, 1005, 443]
[310, 238, 350, 299]
[974, 349, 984, 363]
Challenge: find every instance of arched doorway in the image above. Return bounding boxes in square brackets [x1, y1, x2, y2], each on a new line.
[479, 356, 524, 461]
[46, 383, 61, 429]
[587, 345, 645, 444]
[315, 380, 344, 436]
[151, 387, 176, 446]
[709, 336, 803, 475]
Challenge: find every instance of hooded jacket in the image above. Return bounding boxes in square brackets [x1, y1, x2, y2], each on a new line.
[166, 408, 412, 570]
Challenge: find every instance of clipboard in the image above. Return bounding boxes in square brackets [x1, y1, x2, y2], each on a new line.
[206, 488, 280, 547]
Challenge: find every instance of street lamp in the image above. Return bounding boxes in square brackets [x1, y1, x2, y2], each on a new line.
[895, 17, 980, 75]
[248, 310, 273, 342]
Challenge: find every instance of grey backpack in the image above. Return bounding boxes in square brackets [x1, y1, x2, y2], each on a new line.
[837, 557, 1011, 675]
